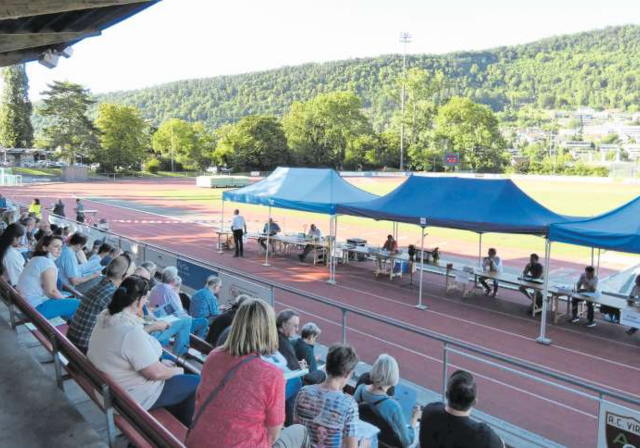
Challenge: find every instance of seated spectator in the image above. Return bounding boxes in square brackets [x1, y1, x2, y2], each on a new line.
[17, 217, 36, 254]
[354, 354, 419, 448]
[148, 266, 208, 339]
[77, 242, 113, 278]
[56, 233, 100, 287]
[33, 220, 52, 242]
[186, 298, 308, 448]
[277, 310, 324, 384]
[75, 246, 125, 296]
[189, 275, 221, 323]
[205, 294, 248, 346]
[518, 253, 544, 310]
[52, 199, 65, 217]
[0, 223, 26, 286]
[570, 265, 598, 328]
[259, 218, 281, 251]
[67, 255, 139, 353]
[420, 370, 503, 448]
[479, 248, 502, 298]
[298, 224, 323, 262]
[141, 261, 159, 288]
[626, 274, 640, 336]
[88, 276, 200, 426]
[98, 244, 120, 267]
[294, 322, 326, 382]
[17, 235, 80, 320]
[28, 198, 42, 220]
[133, 267, 192, 357]
[0, 193, 7, 210]
[294, 343, 361, 448]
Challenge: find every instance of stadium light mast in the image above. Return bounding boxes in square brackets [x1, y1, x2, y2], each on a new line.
[399, 32, 412, 171]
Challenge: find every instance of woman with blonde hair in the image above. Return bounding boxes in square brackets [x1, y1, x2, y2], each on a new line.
[186, 297, 308, 448]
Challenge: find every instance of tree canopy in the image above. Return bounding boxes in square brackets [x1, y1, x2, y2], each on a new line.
[94, 103, 148, 172]
[0, 64, 33, 148]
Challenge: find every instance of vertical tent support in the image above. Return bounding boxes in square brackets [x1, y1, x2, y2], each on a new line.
[536, 238, 552, 345]
[590, 247, 595, 267]
[478, 233, 483, 268]
[217, 199, 225, 254]
[264, 205, 272, 267]
[328, 215, 337, 285]
[416, 225, 428, 310]
[596, 248, 601, 276]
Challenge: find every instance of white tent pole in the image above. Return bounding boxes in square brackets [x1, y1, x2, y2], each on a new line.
[217, 199, 225, 254]
[416, 225, 428, 310]
[596, 248, 601, 276]
[328, 215, 336, 284]
[264, 205, 271, 267]
[333, 215, 340, 284]
[536, 238, 552, 345]
[590, 247, 594, 266]
[478, 233, 483, 268]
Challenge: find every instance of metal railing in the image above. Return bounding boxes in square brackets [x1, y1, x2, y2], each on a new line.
[18, 206, 640, 446]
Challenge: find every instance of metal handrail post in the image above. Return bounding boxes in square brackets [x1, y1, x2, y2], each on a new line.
[442, 343, 448, 400]
[342, 309, 347, 344]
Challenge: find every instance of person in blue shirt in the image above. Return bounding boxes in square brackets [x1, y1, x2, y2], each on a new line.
[259, 218, 281, 251]
[354, 354, 420, 448]
[189, 275, 221, 323]
[57, 233, 100, 287]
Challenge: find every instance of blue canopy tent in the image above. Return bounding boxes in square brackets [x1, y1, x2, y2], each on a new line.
[337, 176, 574, 338]
[221, 167, 378, 268]
[549, 195, 640, 254]
[336, 176, 571, 234]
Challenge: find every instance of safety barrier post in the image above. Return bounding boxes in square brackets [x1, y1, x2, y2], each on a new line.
[342, 309, 347, 344]
[102, 384, 117, 447]
[269, 285, 275, 307]
[51, 337, 64, 391]
[442, 343, 448, 399]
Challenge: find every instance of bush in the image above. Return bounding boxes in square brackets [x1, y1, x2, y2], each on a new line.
[145, 158, 161, 173]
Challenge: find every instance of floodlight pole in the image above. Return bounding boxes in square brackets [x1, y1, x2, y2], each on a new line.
[399, 32, 412, 172]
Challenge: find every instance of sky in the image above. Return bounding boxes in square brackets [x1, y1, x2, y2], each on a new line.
[22, 0, 640, 99]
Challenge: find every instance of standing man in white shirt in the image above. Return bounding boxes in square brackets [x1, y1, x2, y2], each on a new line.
[479, 248, 502, 298]
[231, 209, 247, 258]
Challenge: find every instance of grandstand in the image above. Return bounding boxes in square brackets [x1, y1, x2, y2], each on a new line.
[2, 186, 640, 447]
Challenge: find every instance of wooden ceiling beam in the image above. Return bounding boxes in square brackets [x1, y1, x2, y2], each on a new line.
[0, 1, 149, 20]
[0, 30, 100, 53]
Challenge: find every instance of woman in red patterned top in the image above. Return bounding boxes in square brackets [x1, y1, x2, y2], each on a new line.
[186, 297, 309, 448]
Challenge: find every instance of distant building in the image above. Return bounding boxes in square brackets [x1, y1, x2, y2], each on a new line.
[0, 148, 49, 165]
[561, 141, 593, 150]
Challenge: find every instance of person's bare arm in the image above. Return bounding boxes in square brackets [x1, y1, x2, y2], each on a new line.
[267, 425, 282, 445]
[68, 271, 99, 286]
[139, 362, 183, 381]
[42, 268, 65, 299]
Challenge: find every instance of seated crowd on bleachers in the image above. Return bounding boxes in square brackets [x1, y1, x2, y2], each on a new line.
[0, 199, 509, 448]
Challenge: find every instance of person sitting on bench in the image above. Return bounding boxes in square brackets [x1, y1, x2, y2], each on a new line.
[518, 253, 544, 309]
[570, 266, 598, 328]
[88, 275, 200, 426]
[298, 224, 322, 262]
[479, 248, 502, 298]
[259, 218, 281, 251]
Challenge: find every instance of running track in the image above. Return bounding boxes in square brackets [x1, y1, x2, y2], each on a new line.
[7, 181, 640, 447]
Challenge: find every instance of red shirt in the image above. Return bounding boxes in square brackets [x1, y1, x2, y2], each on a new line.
[186, 348, 285, 448]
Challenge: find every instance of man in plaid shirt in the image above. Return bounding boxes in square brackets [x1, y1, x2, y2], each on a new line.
[68, 255, 152, 352]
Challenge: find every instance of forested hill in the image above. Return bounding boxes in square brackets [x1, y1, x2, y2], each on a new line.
[97, 25, 640, 130]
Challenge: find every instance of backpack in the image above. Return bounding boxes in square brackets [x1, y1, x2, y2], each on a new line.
[357, 396, 403, 448]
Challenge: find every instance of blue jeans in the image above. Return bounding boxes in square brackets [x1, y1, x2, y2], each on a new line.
[191, 317, 208, 339]
[152, 316, 192, 357]
[36, 298, 80, 320]
[150, 374, 200, 426]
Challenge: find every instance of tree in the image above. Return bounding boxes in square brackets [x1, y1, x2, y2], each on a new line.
[94, 103, 148, 172]
[283, 91, 371, 168]
[152, 119, 214, 170]
[39, 81, 98, 162]
[431, 97, 509, 172]
[214, 115, 290, 171]
[0, 64, 33, 148]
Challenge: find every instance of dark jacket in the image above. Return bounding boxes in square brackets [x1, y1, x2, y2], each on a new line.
[206, 309, 235, 346]
[278, 331, 299, 371]
[294, 338, 318, 372]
